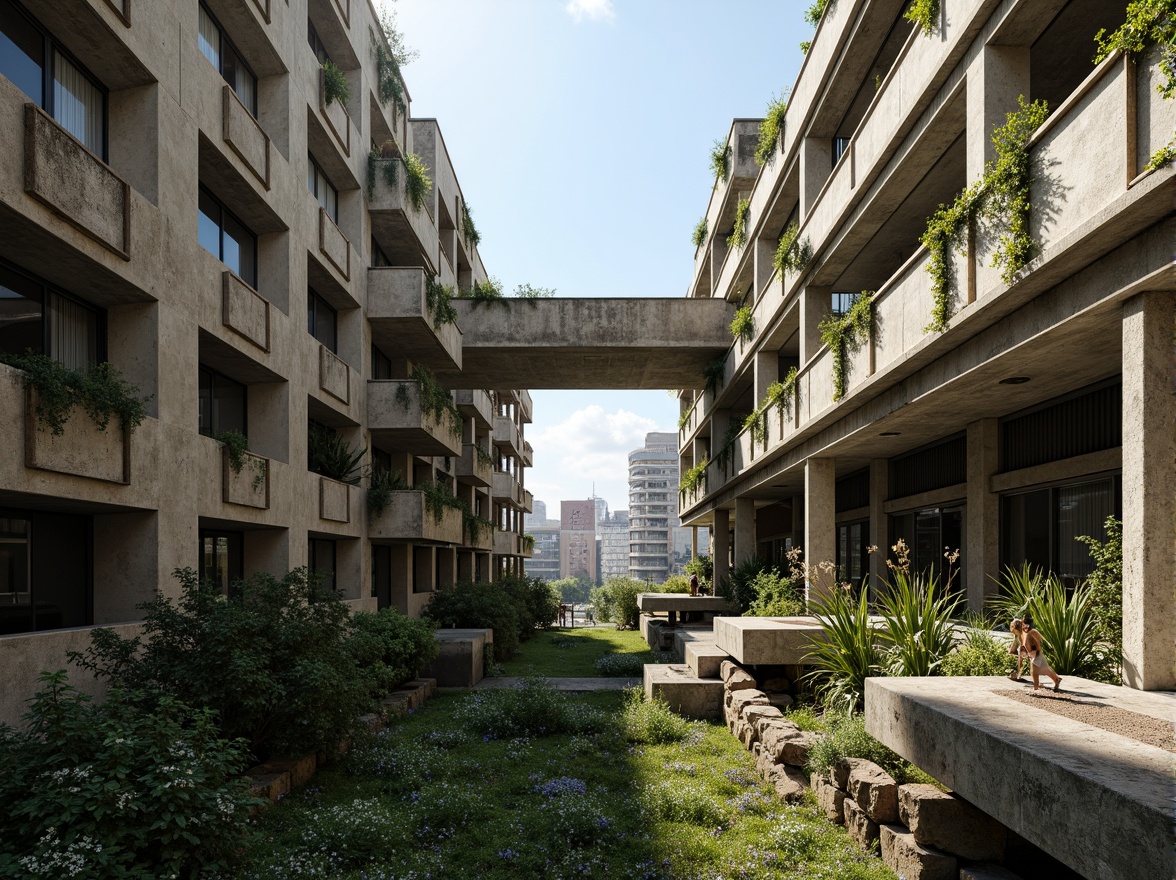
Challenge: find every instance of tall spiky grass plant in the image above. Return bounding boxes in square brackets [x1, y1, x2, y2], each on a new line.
[875, 570, 961, 677]
[804, 588, 880, 713]
[1029, 579, 1104, 678]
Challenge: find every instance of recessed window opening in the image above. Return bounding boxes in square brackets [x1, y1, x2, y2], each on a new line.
[199, 529, 243, 596]
[199, 3, 257, 116]
[307, 287, 337, 352]
[0, 259, 104, 368]
[830, 291, 863, 317]
[307, 154, 339, 223]
[198, 365, 247, 438]
[307, 18, 331, 65]
[198, 185, 258, 287]
[309, 537, 337, 591]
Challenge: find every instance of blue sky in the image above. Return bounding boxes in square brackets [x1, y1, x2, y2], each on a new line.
[391, 0, 810, 513]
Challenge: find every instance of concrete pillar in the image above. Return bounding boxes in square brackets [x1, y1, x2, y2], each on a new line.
[966, 419, 1000, 611]
[868, 458, 888, 599]
[800, 286, 830, 364]
[804, 458, 837, 602]
[800, 138, 832, 219]
[1121, 292, 1176, 690]
[754, 349, 780, 405]
[735, 497, 757, 565]
[966, 46, 1030, 182]
[713, 508, 730, 587]
[753, 233, 777, 293]
[691, 526, 698, 558]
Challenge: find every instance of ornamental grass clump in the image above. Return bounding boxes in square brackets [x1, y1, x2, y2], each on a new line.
[804, 587, 881, 714]
[876, 567, 961, 677]
[621, 688, 693, 744]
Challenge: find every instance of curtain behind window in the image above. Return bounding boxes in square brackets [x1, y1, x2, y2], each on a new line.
[45, 291, 98, 370]
[53, 50, 102, 155]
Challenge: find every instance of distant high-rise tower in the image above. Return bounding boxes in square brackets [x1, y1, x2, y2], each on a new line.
[560, 500, 597, 582]
[628, 432, 678, 582]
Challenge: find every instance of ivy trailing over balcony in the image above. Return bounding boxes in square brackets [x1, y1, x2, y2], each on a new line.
[703, 355, 727, 396]
[521, 533, 535, 554]
[677, 400, 695, 430]
[420, 480, 463, 525]
[772, 221, 812, 277]
[395, 364, 461, 437]
[754, 93, 788, 167]
[714, 418, 745, 471]
[367, 466, 408, 517]
[475, 444, 496, 469]
[818, 294, 873, 402]
[425, 275, 457, 328]
[465, 511, 496, 545]
[461, 202, 480, 247]
[369, 27, 407, 117]
[710, 139, 731, 183]
[366, 142, 400, 199]
[692, 216, 708, 249]
[403, 152, 433, 213]
[1096, 0, 1176, 171]
[727, 198, 750, 249]
[800, 0, 833, 53]
[322, 60, 350, 107]
[0, 352, 148, 436]
[904, 0, 940, 36]
[215, 429, 267, 491]
[743, 366, 802, 449]
[730, 305, 755, 343]
[679, 457, 708, 502]
[920, 97, 1049, 332]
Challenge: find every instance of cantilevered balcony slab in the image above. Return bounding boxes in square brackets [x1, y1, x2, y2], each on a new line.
[371, 489, 463, 545]
[437, 298, 733, 389]
[492, 471, 524, 507]
[368, 267, 461, 372]
[369, 157, 439, 272]
[865, 677, 1174, 880]
[368, 380, 462, 456]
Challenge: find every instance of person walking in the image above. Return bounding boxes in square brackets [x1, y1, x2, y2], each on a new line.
[1007, 617, 1030, 680]
[1013, 619, 1062, 692]
[689, 573, 700, 596]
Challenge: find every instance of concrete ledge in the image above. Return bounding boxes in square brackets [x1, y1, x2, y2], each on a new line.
[672, 626, 715, 660]
[644, 663, 723, 719]
[423, 629, 490, 687]
[865, 676, 1175, 880]
[712, 616, 827, 665]
[685, 641, 730, 679]
[637, 593, 735, 613]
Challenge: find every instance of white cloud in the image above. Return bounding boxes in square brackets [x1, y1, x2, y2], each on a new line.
[565, 0, 615, 24]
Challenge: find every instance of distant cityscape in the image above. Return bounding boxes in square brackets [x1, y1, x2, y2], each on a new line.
[525, 433, 709, 585]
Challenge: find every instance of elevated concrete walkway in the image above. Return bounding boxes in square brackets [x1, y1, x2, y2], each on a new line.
[439, 298, 733, 389]
[865, 676, 1175, 880]
[714, 616, 829, 665]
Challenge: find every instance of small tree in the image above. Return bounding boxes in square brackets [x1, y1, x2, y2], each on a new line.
[1076, 516, 1122, 680]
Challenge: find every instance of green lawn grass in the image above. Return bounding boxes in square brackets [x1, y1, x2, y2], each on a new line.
[234, 687, 897, 880]
[501, 626, 665, 677]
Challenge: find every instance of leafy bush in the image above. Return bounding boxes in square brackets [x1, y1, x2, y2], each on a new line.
[709, 138, 730, 183]
[806, 713, 920, 784]
[550, 576, 591, 606]
[876, 570, 960, 676]
[941, 626, 1017, 677]
[685, 555, 713, 593]
[1077, 515, 1122, 679]
[424, 575, 555, 660]
[456, 678, 607, 739]
[0, 351, 148, 436]
[71, 568, 372, 760]
[659, 574, 691, 594]
[589, 576, 646, 629]
[403, 152, 433, 213]
[754, 93, 788, 166]
[348, 608, 438, 697]
[502, 573, 561, 635]
[621, 688, 692, 744]
[746, 568, 805, 617]
[322, 59, 350, 106]
[692, 216, 708, 248]
[718, 556, 771, 614]
[0, 672, 257, 879]
[804, 587, 881, 713]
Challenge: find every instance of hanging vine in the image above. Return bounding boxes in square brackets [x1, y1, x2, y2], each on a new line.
[727, 198, 750, 249]
[425, 275, 457, 327]
[904, 0, 941, 36]
[679, 457, 708, 503]
[710, 139, 731, 183]
[754, 93, 789, 167]
[818, 293, 873, 401]
[772, 221, 812, 277]
[714, 418, 745, 471]
[461, 202, 481, 248]
[692, 216, 708, 249]
[729, 305, 755, 342]
[703, 355, 727, 396]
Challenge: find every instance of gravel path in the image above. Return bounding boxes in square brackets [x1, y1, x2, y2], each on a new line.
[996, 687, 1175, 752]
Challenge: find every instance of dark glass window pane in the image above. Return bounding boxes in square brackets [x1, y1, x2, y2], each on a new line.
[371, 345, 392, 380]
[1055, 481, 1113, 582]
[198, 189, 221, 259]
[212, 374, 246, 436]
[309, 290, 336, 352]
[309, 538, 336, 591]
[222, 212, 256, 286]
[198, 5, 219, 68]
[222, 44, 255, 115]
[52, 49, 103, 155]
[0, 0, 44, 105]
[198, 366, 212, 435]
[0, 265, 43, 356]
[200, 531, 243, 595]
[46, 291, 99, 369]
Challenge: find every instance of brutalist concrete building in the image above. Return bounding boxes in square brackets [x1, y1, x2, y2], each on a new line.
[0, 0, 531, 723]
[676, 0, 1174, 691]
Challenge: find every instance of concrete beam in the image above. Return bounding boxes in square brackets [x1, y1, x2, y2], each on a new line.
[440, 298, 734, 389]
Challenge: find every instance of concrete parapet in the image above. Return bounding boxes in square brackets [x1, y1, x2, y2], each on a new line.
[643, 663, 723, 719]
[423, 630, 489, 687]
[672, 626, 715, 661]
[713, 616, 826, 665]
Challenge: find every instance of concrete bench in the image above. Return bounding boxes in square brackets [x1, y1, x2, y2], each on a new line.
[422, 628, 493, 687]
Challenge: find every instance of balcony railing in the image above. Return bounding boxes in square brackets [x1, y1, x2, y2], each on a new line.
[370, 489, 463, 545]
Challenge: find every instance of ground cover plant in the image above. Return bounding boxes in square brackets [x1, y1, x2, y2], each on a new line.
[499, 627, 668, 678]
[233, 685, 898, 880]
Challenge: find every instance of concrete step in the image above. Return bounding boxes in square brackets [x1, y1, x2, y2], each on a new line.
[685, 641, 730, 678]
[672, 626, 717, 660]
[643, 663, 723, 720]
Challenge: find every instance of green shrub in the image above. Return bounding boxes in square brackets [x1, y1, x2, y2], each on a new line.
[589, 576, 646, 629]
[348, 608, 438, 697]
[685, 555, 713, 593]
[70, 568, 371, 760]
[1077, 515, 1122, 680]
[746, 568, 805, 617]
[621, 688, 692, 744]
[457, 678, 607, 739]
[804, 587, 881, 713]
[692, 216, 708, 248]
[754, 92, 788, 166]
[659, 574, 691, 594]
[322, 59, 350, 106]
[501, 573, 562, 635]
[403, 152, 432, 213]
[308, 423, 366, 484]
[718, 556, 772, 614]
[0, 672, 257, 879]
[550, 576, 591, 605]
[0, 351, 148, 436]
[941, 627, 1017, 677]
[806, 713, 916, 783]
[424, 575, 555, 660]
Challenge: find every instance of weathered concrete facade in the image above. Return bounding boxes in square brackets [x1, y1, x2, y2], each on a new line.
[0, 0, 530, 724]
[676, 0, 1175, 688]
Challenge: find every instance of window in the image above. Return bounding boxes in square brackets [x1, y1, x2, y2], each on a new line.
[198, 365, 246, 437]
[309, 537, 336, 591]
[198, 3, 257, 116]
[0, 0, 106, 157]
[307, 19, 329, 64]
[888, 505, 965, 595]
[0, 509, 90, 634]
[833, 136, 851, 165]
[307, 155, 339, 222]
[830, 291, 862, 317]
[199, 529, 243, 595]
[0, 517, 30, 609]
[836, 520, 868, 586]
[198, 186, 258, 286]
[0, 260, 103, 368]
[371, 238, 392, 268]
[307, 287, 337, 352]
[371, 344, 392, 380]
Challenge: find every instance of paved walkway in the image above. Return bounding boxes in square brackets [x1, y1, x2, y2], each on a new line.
[472, 676, 639, 691]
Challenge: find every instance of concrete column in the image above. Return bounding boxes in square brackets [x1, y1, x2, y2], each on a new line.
[966, 419, 1000, 612]
[691, 526, 698, 558]
[800, 285, 830, 364]
[753, 233, 777, 293]
[800, 137, 832, 219]
[804, 458, 837, 602]
[735, 497, 757, 565]
[1121, 292, 1176, 690]
[754, 349, 780, 405]
[868, 458, 888, 599]
[966, 46, 1030, 182]
[713, 508, 730, 587]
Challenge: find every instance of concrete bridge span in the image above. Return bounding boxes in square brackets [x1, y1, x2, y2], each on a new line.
[435, 297, 734, 389]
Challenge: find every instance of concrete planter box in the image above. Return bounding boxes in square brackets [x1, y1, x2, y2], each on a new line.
[492, 415, 521, 454]
[457, 444, 492, 486]
[367, 381, 462, 456]
[318, 67, 350, 156]
[319, 345, 350, 404]
[25, 389, 130, 484]
[24, 103, 130, 259]
[422, 629, 490, 687]
[492, 471, 523, 506]
[463, 524, 494, 552]
[318, 208, 350, 280]
[494, 531, 519, 556]
[222, 448, 269, 509]
[367, 267, 462, 371]
[222, 84, 269, 188]
[371, 490, 463, 544]
[319, 476, 351, 523]
[222, 271, 269, 351]
[455, 389, 493, 429]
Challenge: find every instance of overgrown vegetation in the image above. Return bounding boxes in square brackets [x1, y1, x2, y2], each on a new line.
[754, 93, 789, 166]
[709, 138, 731, 183]
[369, 3, 415, 117]
[773, 221, 812, 277]
[426, 274, 458, 327]
[800, 0, 833, 53]
[679, 457, 708, 500]
[691, 216, 708, 249]
[730, 304, 755, 342]
[424, 574, 559, 661]
[403, 152, 433, 213]
[727, 197, 750, 249]
[622, 688, 693, 744]
[396, 363, 462, 437]
[1076, 516, 1123, 680]
[464, 277, 507, 308]
[713, 417, 744, 471]
[309, 423, 366, 484]
[366, 465, 407, 516]
[743, 366, 800, 450]
[806, 713, 930, 785]
[0, 351, 148, 436]
[805, 587, 879, 714]
[920, 97, 1050, 332]
[515, 283, 556, 298]
[215, 429, 267, 491]
[366, 142, 399, 198]
[589, 576, 648, 629]
[322, 59, 350, 107]
[703, 354, 727, 396]
[461, 202, 480, 247]
[903, 0, 940, 36]
[818, 293, 872, 401]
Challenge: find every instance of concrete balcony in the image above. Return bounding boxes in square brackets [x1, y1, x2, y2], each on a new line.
[455, 389, 493, 429]
[22, 385, 130, 485]
[494, 530, 521, 557]
[520, 440, 533, 467]
[221, 448, 270, 509]
[457, 444, 492, 487]
[369, 156, 440, 272]
[517, 389, 533, 423]
[221, 84, 270, 189]
[318, 208, 351, 282]
[492, 415, 522, 456]
[368, 380, 462, 456]
[368, 267, 462, 372]
[491, 471, 525, 508]
[461, 518, 495, 552]
[318, 345, 351, 405]
[370, 489, 463, 545]
[221, 271, 270, 352]
[317, 65, 351, 157]
[522, 489, 533, 514]
[318, 476, 351, 523]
